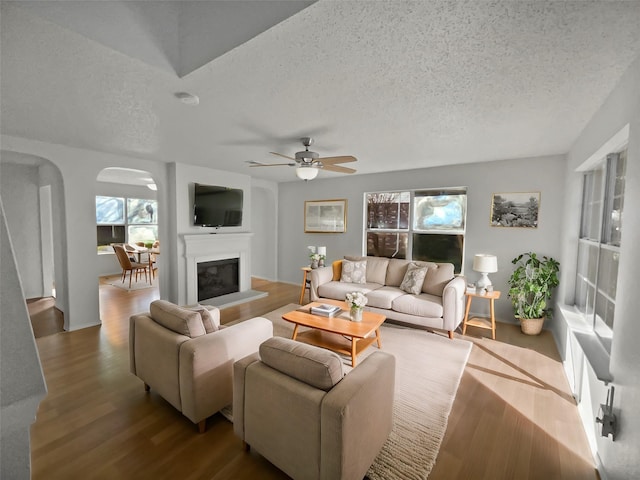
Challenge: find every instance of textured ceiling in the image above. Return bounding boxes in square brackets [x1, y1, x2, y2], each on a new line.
[2, 0, 640, 183]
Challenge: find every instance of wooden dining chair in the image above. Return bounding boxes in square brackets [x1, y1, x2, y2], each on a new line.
[150, 240, 159, 279]
[112, 244, 149, 287]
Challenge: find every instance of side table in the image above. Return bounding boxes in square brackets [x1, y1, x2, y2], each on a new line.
[462, 290, 501, 340]
[299, 267, 312, 304]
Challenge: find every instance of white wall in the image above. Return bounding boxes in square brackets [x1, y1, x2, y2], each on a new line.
[1, 135, 170, 331]
[0, 198, 47, 479]
[168, 162, 253, 305]
[38, 160, 67, 314]
[554, 55, 640, 479]
[277, 155, 567, 323]
[0, 162, 44, 298]
[251, 178, 278, 281]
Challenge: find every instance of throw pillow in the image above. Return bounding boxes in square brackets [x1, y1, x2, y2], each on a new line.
[400, 263, 429, 295]
[149, 300, 206, 338]
[188, 305, 219, 333]
[340, 259, 367, 284]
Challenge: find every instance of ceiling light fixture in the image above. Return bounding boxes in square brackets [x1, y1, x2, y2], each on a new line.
[174, 91, 200, 106]
[296, 166, 319, 181]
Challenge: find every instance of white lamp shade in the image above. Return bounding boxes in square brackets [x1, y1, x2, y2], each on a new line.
[296, 166, 319, 180]
[473, 254, 498, 273]
[317, 246, 326, 256]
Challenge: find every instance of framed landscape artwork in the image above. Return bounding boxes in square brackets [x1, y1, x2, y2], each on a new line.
[490, 192, 540, 228]
[304, 199, 347, 233]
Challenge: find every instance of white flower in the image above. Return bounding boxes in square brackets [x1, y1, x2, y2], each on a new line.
[346, 291, 367, 309]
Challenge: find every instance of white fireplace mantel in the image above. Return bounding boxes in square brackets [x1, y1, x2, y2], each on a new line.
[183, 233, 253, 305]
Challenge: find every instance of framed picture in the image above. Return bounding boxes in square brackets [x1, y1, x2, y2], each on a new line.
[490, 192, 540, 228]
[304, 199, 347, 233]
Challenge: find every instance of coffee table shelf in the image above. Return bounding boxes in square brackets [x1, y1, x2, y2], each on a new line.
[296, 329, 379, 364]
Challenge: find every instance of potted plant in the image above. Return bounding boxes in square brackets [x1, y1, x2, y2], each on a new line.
[507, 252, 560, 335]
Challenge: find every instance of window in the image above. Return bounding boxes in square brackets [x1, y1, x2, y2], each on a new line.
[96, 196, 158, 253]
[575, 150, 626, 353]
[365, 188, 467, 272]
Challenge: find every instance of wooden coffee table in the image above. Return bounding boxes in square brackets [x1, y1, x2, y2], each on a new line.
[282, 302, 385, 367]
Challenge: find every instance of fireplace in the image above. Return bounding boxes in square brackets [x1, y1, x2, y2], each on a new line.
[183, 233, 253, 306]
[197, 258, 239, 301]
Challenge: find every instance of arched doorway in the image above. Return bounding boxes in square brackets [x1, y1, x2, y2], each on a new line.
[0, 150, 66, 333]
[95, 168, 161, 310]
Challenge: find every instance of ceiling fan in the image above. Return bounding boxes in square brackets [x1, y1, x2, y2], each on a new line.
[249, 137, 357, 180]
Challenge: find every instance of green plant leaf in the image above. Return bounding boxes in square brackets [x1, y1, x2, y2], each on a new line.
[508, 251, 560, 319]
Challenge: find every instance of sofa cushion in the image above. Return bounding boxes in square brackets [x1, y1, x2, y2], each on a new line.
[422, 263, 455, 296]
[259, 337, 343, 391]
[392, 293, 444, 318]
[149, 300, 206, 338]
[400, 263, 429, 294]
[187, 305, 219, 333]
[332, 260, 343, 281]
[318, 281, 382, 301]
[363, 256, 390, 284]
[366, 286, 407, 309]
[385, 258, 412, 286]
[340, 259, 367, 284]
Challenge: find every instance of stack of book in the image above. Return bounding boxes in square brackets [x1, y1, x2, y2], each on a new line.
[310, 304, 342, 317]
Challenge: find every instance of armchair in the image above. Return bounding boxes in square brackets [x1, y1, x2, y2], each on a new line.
[129, 300, 273, 432]
[234, 337, 395, 480]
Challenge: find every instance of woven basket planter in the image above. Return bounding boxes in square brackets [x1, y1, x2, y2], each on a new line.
[520, 317, 545, 335]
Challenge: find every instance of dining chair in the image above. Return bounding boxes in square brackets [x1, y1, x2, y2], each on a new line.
[150, 240, 159, 279]
[112, 244, 150, 287]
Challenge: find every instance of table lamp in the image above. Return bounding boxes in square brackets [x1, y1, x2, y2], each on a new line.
[473, 254, 498, 289]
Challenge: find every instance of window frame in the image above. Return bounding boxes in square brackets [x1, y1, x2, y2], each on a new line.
[96, 195, 158, 254]
[364, 187, 467, 273]
[575, 149, 626, 353]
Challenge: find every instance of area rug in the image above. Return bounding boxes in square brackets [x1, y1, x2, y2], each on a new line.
[108, 278, 156, 291]
[259, 304, 472, 480]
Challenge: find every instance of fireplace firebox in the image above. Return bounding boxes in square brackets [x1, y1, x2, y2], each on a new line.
[197, 258, 239, 301]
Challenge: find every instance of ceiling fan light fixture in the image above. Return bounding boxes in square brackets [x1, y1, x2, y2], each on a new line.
[296, 166, 319, 181]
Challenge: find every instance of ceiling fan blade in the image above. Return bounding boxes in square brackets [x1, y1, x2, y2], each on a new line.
[317, 155, 357, 165]
[270, 152, 296, 161]
[322, 164, 357, 174]
[250, 162, 295, 167]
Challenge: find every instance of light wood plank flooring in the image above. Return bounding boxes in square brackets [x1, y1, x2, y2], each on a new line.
[28, 279, 597, 479]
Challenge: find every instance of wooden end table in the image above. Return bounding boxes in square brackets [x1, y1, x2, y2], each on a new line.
[299, 267, 313, 304]
[462, 290, 501, 340]
[282, 302, 385, 367]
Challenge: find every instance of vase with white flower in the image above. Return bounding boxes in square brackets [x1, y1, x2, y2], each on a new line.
[309, 253, 321, 269]
[345, 291, 367, 322]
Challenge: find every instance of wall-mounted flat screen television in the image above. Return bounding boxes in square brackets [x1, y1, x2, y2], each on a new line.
[193, 183, 243, 227]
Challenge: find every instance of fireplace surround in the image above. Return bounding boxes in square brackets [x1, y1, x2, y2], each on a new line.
[184, 233, 252, 305]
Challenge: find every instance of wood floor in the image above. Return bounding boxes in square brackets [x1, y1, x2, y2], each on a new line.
[28, 279, 597, 479]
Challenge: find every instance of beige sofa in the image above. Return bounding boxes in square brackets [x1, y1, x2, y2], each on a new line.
[234, 337, 395, 480]
[129, 300, 273, 432]
[309, 256, 466, 338]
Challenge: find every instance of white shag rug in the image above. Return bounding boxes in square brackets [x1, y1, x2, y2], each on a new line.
[259, 304, 472, 480]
